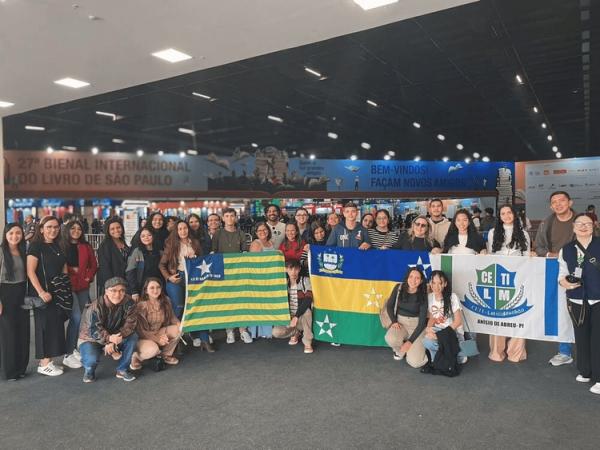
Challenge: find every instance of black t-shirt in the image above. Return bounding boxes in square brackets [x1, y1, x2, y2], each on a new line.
[66, 243, 79, 267]
[27, 241, 67, 293]
[395, 234, 440, 252]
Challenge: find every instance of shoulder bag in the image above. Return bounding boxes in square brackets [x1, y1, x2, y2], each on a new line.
[22, 251, 48, 310]
[379, 284, 400, 329]
[458, 308, 479, 357]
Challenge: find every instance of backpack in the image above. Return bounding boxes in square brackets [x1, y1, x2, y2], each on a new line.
[430, 327, 461, 377]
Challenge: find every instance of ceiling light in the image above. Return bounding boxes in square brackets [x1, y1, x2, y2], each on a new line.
[300, 153, 305, 158]
[327, 132, 338, 139]
[541, 122, 547, 129]
[515, 74, 524, 84]
[251, 143, 258, 148]
[473, 152, 480, 159]
[91, 147, 99, 154]
[96, 111, 118, 121]
[412, 122, 421, 129]
[54, 77, 90, 88]
[464, 157, 472, 164]
[187, 149, 198, 155]
[292, 151, 297, 156]
[366, 99, 378, 107]
[384, 155, 391, 161]
[112, 138, 125, 144]
[152, 48, 192, 63]
[442, 156, 449, 162]
[414, 156, 421, 162]
[158, 150, 164, 156]
[179, 151, 186, 158]
[0, 100, 14, 108]
[556, 152, 562, 158]
[361, 142, 371, 150]
[437, 134, 445, 141]
[387, 151, 396, 156]
[533, 106, 539, 113]
[309, 154, 316, 160]
[304, 67, 322, 78]
[136, 149, 144, 157]
[547, 135, 553, 141]
[268, 115, 283, 123]
[62, 146, 77, 151]
[353, 0, 399, 10]
[25, 125, 45, 131]
[178, 127, 196, 136]
[552, 146, 558, 152]
[350, 155, 357, 161]
[192, 92, 212, 100]
[46, 146, 54, 154]
[482, 156, 490, 162]
[456, 143, 464, 150]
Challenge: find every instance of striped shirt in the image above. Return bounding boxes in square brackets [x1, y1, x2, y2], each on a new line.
[368, 228, 399, 249]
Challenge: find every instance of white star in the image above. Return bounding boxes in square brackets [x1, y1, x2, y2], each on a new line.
[408, 256, 431, 272]
[363, 287, 383, 308]
[197, 259, 212, 275]
[315, 314, 337, 338]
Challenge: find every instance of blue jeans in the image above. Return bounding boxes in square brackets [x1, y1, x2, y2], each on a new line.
[79, 333, 139, 373]
[559, 342, 572, 357]
[165, 271, 208, 342]
[66, 289, 91, 354]
[423, 329, 465, 362]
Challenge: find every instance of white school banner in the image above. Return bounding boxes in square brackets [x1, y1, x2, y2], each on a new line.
[430, 254, 575, 343]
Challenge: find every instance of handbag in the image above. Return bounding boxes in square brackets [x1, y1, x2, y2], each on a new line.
[22, 252, 48, 310]
[459, 309, 480, 357]
[379, 284, 400, 329]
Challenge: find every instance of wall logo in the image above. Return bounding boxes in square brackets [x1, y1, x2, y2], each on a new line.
[464, 264, 531, 318]
[317, 252, 344, 274]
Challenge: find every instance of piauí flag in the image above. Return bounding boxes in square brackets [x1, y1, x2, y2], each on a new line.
[309, 246, 431, 346]
[429, 254, 574, 343]
[182, 253, 291, 332]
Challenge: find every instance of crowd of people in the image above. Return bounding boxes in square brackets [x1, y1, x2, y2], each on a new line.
[0, 193, 599, 395]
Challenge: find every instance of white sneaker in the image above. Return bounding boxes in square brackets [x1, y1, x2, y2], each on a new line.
[549, 353, 573, 366]
[393, 352, 404, 361]
[63, 353, 82, 369]
[192, 338, 202, 347]
[37, 362, 63, 377]
[458, 356, 468, 364]
[226, 331, 235, 344]
[73, 349, 81, 361]
[330, 342, 341, 347]
[240, 331, 253, 344]
[208, 334, 214, 344]
[576, 374, 591, 383]
[590, 383, 600, 395]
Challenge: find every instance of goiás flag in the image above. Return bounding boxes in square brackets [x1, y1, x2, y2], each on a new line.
[182, 253, 291, 332]
[309, 246, 431, 346]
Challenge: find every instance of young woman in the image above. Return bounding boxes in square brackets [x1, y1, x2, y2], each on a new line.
[187, 213, 206, 247]
[248, 222, 275, 339]
[368, 209, 399, 249]
[160, 221, 212, 351]
[487, 205, 531, 256]
[558, 213, 600, 395]
[62, 220, 98, 370]
[395, 215, 441, 253]
[26, 216, 68, 376]
[97, 217, 130, 295]
[383, 267, 428, 368]
[131, 212, 169, 251]
[126, 227, 162, 301]
[326, 213, 340, 237]
[131, 278, 182, 369]
[361, 213, 375, 230]
[272, 260, 314, 353]
[300, 222, 327, 269]
[279, 222, 305, 263]
[422, 270, 466, 364]
[0, 224, 29, 380]
[443, 209, 486, 255]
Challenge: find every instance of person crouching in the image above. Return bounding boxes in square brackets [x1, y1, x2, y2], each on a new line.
[78, 277, 138, 383]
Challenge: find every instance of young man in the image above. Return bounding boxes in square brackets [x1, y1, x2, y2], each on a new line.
[264, 204, 286, 248]
[202, 213, 222, 254]
[326, 202, 370, 249]
[294, 207, 310, 242]
[427, 199, 451, 247]
[480, 207, 496, 232]
[535, 191, 576, 366]
[211, 208, 252, 344]
[78, 277, 138, 383]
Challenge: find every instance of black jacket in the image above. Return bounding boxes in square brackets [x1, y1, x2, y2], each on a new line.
[431, 326, 461, 377]
[97, 239, 130, 295]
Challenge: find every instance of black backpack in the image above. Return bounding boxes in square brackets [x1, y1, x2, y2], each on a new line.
[430, 327, 461, 377]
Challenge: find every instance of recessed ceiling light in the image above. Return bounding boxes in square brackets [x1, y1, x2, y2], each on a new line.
[267, 115, 283, 123]
[350, 155, 358, 161]
[158, 150, 164, 156]
[25, 125, 45, 131]
[96, 111, 122, 121]
[552, 146, 558, 152]
[192, 92, 212, 100]
[515, 74, 524, 84]
[533, 106, 539, 113]
[473, 152, 480, 159]
[412, 122, 421, 129]
[547, 135, 553, 141]
[91, 147, 99, 154]
[384, 155, 391, 161]
[366, 99, 378, 107]
[442, 156, 449, 162]
[541, 122, 547, 129]
[0, 100, 14, 108]
[187, 149, 198, 155]
[437, 134, 445, 141]
[353, 0, 399, 10]
[556, 152, 562, 158]
[251, 143, 258, 148]
[387, 151, 396, 156]
[62, 146, 77, 151]
[327, 132, 338, 140]
[54, 77, 90, 88]
[414, 156, 421, 162]
[464, 157, 472, 163]
[309, 154, 316, 160]
[300, 153, 305, 158]
[178, 127, 196, 136]
[482, 156, 490, 162]
[46, 146, 54, 154]
[456, 143, 464, 150]
[361, 142, 371, 150]
[179, 151, 186, 158]
[304, 67, 322, 78]
[112, 138, 125, 144]
[152, 48, 192, 63]
[136, 149, 144, 157]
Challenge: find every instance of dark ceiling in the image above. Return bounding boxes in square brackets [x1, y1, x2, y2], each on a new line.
[3, 0, 597, 162]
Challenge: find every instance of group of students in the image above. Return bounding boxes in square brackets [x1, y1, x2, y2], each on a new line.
[0, 193, 599, 395]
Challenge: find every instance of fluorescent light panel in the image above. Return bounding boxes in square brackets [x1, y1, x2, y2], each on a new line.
[62, 146, 77, 151]
[304, 67, 322, 78]
[152, 48, 192, 63]
[112, 138, 125, 144]
[54, 77, 90, 88]
[0, 100, 14, 108]
[353, 0, 399, 10]
[187, 149, 198, 155]
[25, 125, 45, 131]
[178, 127, 196, 136]
[366, 99, 378, 107]
[327, 132, 338, 139]
[192, 92, 212, 100]
[268, 115, 283, 123]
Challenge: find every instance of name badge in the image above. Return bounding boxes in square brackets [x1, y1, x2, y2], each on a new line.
[574, 267, 583, 278]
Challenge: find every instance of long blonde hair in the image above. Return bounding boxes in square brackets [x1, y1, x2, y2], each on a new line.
[408, 215, 435, 247]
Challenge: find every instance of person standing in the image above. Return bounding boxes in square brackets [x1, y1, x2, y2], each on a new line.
[248, 222, 276, 340]
[130, 212, 169, 251]
[23, 215, 36, 242]
[0, 224, 29, 380]
[294, 208, 310, 242]
[265, 204, 286, 249]
[442, 209, 486, 255]
[535, 191, 576, 366]
[26, 216, 68, 376]
[97, 217, 130, 296]
[326, 202, 371, 250]
[368, 210, 399, 250]
[480, 208, 496, 232]
[126, 227, 162, 301]
[427, 199, 451, 247]
[279, 223, 305, 264]
[395, 215, 441, 253]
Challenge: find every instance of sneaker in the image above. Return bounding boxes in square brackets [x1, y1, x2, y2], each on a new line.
[208, 334, 214, 344]
[458, 356, 468, 364]
[393, 352, 404, 361]
[330, 342, 341, 347]
[163, 356, 179, 365]
[549, 353, 573, 366]
[37, 362, 63, 377]
[590, 383, 600, 395]
[82, 370, 96, 383]
[115, 370, 136, 382]
[63, 353, 82, 369]
[73, 349, 81, 361]
[226, 331, 235, 344]
[129, 352, 142, 371]
[288, 335, 299, 346]
[576, 374, 591, 383]
[240, 330, 253, 344]
[192, 338, 203, 347]
[304, 345, 314, 354]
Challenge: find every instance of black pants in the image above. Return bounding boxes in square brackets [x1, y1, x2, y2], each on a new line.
[570, 301, 600, 383]
[0, 282, 30, 379]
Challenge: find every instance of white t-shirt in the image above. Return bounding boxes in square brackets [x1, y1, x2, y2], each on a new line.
[428, 292, 464, 335]
[486, 225, 531, 256]
[268, 221, 286, 249]
[449, 234, 477, 255]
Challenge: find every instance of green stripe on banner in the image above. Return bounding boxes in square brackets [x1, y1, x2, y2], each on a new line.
[218, 272, 283, 282]
[186, 296, 290, 308]
[312, 308, 387, 347]
[224, 261, 283, 270]
[188, 283, 287, 295]
[185, 308, 291, 320]
[441, 254, 453, 278]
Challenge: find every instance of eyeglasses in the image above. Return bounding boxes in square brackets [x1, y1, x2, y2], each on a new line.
[414, 222, 428, 228]
[574, 222, 593, 228]
[295, 213, 308, 217]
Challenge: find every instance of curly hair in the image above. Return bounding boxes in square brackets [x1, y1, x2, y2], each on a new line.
[491, 205, 529, 253]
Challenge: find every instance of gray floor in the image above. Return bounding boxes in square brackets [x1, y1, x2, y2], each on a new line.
[0, 332, 598, 450]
